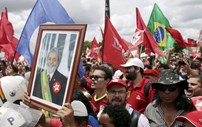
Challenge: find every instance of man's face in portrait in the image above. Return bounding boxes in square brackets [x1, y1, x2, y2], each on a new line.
[47, 51, 59, 73]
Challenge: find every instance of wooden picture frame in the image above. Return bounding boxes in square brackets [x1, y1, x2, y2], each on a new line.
[27, 24, 87, 114]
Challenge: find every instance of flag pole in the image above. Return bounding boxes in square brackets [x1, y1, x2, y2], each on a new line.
[102, 0, 110, 64]
[105, 0, 110, 19]
[11, 50, 17, 63]
[139, 45, 143, 58]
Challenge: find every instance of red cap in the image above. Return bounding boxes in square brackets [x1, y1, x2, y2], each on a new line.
[176, 111, 202, 127]
[107, 79, 128, 90]
[144, 69, 159, 77]
[191, 96, 202, 111]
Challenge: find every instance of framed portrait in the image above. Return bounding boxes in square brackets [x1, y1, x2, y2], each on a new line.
[27, 24, 87, 114]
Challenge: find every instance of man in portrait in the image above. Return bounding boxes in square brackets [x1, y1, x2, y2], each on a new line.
[33, 47, 67, 106]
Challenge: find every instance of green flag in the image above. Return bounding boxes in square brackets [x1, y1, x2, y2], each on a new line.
[148, 3, 175, 49]
[148, 3, 175, 62]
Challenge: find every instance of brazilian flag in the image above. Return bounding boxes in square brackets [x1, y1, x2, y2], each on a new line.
[148, 3, 175, 62]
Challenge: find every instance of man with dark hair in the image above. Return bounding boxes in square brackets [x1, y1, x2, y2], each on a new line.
[186, 75, 202, 98]
[33, 48, 67, 106]
[104, 79, 150, 127]
[99, 105, 131, 127]
[90, 65, 112, 113]
[120, 58, 155, 113]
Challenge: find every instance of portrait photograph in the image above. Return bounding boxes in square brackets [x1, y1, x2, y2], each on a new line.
[27, 24, 87, 113]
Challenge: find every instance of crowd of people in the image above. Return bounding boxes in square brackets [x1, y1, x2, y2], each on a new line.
[0, 51, 202, 127]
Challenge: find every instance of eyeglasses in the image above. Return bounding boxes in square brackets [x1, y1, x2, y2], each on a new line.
[90, 75, 104, 80]
[108, 90, 127, 95]
[158, 85, 178, 92]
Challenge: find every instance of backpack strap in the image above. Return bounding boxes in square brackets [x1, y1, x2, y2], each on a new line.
[130, 110, 141, 127]
[144, 82, 151, 101]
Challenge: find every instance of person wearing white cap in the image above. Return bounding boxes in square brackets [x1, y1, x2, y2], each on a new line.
[48, 100, 92, 127]
[120, 58, 155, 113]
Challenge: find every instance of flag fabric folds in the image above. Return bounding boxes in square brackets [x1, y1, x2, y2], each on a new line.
[123, 39, 140, 58]
[90, 37, 102, 61]
[0, 8, 14, 44]
[16, 0, 74, 65]
[147, 3, 175, 51]
[102, 16, 128, 70]
[16, 0, 84, 77]
[136, 8, 165, 57]
[187, 38, 197, 47]
[132, 28, 144, 47]
[166, 28, 198, 47]
[0, 8, 20, 62]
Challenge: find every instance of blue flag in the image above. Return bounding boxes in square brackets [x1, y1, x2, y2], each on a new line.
[16, 0, 74, 65]
[16, 0, 84, 77]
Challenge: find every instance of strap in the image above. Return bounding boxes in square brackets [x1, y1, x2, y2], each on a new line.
[41, 71, 52, 102]
[144, 82, 151, 101]
[130, 110, 141, 127]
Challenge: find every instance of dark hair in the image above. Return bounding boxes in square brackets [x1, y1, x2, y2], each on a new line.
[134, 66, 144, 75]
[159, 63, 170, 69]
[80, 77, 88, 89]
[95, 65, 113, 80]
[74, 116, 88, 126]
[102, 105, 131, 127]
[189, 75, 202, 87]
[83, 64, 91, 72]
[11, 64, 19, 74]
[72, 90, 97, 118]
[156, 87, 194, 111]
[176, 93, 194, 111]
[144, 65, 152, 69]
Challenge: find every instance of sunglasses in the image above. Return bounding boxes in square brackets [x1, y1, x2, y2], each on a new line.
[90, 75, 104, 80]
[158, 85, 178, 92]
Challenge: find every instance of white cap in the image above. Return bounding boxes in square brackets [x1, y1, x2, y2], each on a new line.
[120, 58, 144, 69]
[113, 70, 123, 79]
[71, 100, 88, 117]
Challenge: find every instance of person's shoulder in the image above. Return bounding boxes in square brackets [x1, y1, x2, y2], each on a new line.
[54, 70, 67, 79]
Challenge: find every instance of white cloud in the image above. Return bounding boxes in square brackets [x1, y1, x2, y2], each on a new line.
[1, 0, 202, 42]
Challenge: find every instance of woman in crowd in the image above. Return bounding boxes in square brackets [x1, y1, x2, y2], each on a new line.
[144, 69, 195, 127]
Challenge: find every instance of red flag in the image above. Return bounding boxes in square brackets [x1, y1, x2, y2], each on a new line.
[0, 8, 14, 44]
[0, 37, 20, 62]
[0, 8, 20, 62]
[0, 44, 15, 61]
[166, 28, 198, 47]
[132, 28, 144, 47]
[136, 8, 165, 57]
[90, 37, 102, 63]
[187, 38, 197, 47]
[102, 17, 128, 70]
[91, 37, 100, 58]
[123, 39, 140, 58]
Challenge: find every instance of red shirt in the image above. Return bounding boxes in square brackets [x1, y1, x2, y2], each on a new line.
[127, 77, 155, 113]
[91, 93, 108, 113]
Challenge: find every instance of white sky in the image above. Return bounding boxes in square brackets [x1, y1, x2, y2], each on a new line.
[0, 0, 202, 43]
